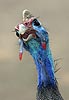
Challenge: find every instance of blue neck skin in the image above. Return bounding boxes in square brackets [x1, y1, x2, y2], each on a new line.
[18, 19, 56, 88]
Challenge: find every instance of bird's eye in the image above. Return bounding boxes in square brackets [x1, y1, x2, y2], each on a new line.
[15, 29, 19, 37]
[33, 19, 41, 26]
[16, 32, 19, 37]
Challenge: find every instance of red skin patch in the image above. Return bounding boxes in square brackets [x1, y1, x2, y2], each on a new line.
[19, 52, 23, 61]
[23, 17, 34, 28]
[41, 42, 46, 50]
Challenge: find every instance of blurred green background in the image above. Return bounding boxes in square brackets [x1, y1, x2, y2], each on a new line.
[0, 0, 69, 100]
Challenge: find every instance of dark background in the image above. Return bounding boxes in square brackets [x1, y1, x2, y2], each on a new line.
[0, 0, 69, 100]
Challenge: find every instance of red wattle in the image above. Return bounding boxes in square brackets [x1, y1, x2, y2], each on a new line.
[19, 53, 22, 61]
[41, 42, 46, 50]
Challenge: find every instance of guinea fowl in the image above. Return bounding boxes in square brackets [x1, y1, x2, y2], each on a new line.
[14, 9, 64, 100]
